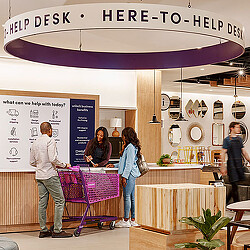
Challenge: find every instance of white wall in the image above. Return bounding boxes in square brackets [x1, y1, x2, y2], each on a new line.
[0, 59, 137, 109]
[162, 91, 250, 158]
[99, 108, 125, 136]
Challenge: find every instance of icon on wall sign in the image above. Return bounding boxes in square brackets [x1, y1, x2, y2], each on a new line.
[9, 147, 18, 156]
[7, 109, 19, 116]
[30, 110, 39, 118]
[10, 127, 17, 136]
[52, 129, 59, 138]
[52, 110, 59, 119]
[30, 127, 38, 137]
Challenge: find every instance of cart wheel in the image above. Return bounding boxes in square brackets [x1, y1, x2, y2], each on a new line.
[98, 222, 104, 229]
[50, 225, 54, 232]
[109, 221, 115, 230]
[74, 228, 80, 237]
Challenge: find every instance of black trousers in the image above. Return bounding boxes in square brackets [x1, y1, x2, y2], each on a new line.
[226, 182, 239, 204]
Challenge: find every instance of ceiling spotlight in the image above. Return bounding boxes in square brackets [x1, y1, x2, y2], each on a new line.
[229, 62, 233, 66]
[200, 68, 205, 71]
[238, 69, 244, 75]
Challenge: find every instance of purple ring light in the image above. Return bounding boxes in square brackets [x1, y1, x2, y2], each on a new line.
[5, 39, 244, 70]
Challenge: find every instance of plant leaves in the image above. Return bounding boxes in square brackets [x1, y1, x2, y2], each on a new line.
[179, 216, 210, 240]
[175, 243, 209, 250]
[208, 217, 232, 240]
[179, 210, 232, 241]
[196, 239, 225, 248]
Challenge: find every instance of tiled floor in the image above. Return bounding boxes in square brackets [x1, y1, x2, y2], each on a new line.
[1, 227, 129, 250]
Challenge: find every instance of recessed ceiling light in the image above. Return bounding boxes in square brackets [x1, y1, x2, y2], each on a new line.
[196, 47, 202, 49]
[229, 62, 233, 66]
[208, 89, 213, 92]
[200, 68, 205, 70]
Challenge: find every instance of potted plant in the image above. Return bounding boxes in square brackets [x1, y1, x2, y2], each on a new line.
[175, 209, 232, 250]
[156, 154, 171, 166]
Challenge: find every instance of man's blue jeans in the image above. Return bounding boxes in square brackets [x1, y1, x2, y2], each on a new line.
[123, 174, 136, 219]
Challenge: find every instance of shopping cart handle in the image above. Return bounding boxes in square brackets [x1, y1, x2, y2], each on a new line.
[69, 166, 80, 172]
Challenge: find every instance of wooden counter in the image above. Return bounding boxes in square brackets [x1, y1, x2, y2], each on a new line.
[135, 183, 226, 231]
[0, 165, 204, 232]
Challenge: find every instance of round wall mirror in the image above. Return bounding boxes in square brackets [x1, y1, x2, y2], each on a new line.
[188, 123, 204, 144]
[232, 100, 246, 119]
[168, 124, 181, 147]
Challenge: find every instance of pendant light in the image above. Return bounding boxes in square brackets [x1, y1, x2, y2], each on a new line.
[176, 68, 188, 121]
[149, 70, 160, 124]
[233, 68, 245, 120]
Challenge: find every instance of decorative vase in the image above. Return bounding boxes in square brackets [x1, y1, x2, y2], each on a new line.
[162, 158, 171, 164]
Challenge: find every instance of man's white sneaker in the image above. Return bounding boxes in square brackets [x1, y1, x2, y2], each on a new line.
[130, 219, 140, 227]
[115, 219, 131, 228]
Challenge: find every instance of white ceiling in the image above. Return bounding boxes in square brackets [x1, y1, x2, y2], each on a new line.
[1, 0, 250, 95]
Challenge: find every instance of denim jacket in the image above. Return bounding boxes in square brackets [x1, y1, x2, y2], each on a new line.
[114, 143, 141, 179]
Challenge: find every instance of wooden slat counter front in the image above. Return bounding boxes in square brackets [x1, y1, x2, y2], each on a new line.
[0, 165, 202, 232]
[135, 183, 226, 231]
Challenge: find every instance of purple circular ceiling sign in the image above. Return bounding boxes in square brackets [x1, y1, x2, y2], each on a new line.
[4, 3, 245, 69]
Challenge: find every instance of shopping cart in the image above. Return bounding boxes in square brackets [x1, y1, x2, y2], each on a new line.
[58, 167, 119, 237]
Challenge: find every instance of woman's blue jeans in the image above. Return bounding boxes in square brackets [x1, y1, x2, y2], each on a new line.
[123, 174, 136, 219]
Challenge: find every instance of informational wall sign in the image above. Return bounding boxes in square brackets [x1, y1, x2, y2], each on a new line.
[0, 95, 95, 172]
[70, 99, 95, 166]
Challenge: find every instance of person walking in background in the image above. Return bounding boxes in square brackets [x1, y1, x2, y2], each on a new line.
[107, 127, 141, 227]
[30, 122, 73, 238]
[84, 127, 112, 167]
[220, 121, 250, 204]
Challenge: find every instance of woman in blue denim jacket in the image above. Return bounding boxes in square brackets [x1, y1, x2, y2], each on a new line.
[107, 127, 141, 228]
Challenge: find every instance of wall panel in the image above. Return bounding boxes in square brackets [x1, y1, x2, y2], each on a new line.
[137, 71, 161, 163]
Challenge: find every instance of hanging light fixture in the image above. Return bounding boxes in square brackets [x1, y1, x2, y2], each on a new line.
[149, 70, 160, 124]
[233, 68, 245, 120]
[176, 68, 188, 121]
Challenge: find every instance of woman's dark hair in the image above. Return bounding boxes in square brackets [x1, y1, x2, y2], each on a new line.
[121, 127, 141, 160]
[88, 127, 109, 159]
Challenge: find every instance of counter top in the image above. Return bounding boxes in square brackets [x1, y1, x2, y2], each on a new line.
[0, 164, 203, 172]
[103, 163, 202, 171]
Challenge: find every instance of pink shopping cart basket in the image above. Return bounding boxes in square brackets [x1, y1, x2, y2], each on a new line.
[58, 169, 119, 237]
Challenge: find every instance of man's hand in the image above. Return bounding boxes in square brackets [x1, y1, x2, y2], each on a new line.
[66, 163, 71, 169]
[106, 164, 114, 168]
[220, 165, 227, 176]
[121, 177, 127, 187]
[92, 163, 99, 168]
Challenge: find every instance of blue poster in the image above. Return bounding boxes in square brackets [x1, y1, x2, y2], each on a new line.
[70, 99, 95, 166]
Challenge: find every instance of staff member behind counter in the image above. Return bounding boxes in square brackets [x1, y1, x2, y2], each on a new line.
[84, 127, 112, 167]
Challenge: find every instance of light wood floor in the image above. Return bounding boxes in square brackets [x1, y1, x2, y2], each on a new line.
[1, 227, 129, 250]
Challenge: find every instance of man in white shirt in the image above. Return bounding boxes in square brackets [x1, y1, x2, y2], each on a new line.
[30, 122, 72, 238]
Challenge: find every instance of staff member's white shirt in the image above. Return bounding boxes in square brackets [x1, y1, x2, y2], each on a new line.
[30, 134, 66, 180]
